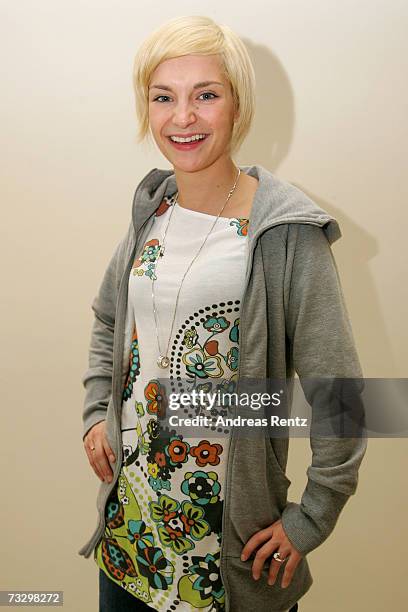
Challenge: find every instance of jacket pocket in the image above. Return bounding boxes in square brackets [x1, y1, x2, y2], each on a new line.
[224, 555, 313, 612]
[266, 437, 291, 488]
[225, 438, 291, 559]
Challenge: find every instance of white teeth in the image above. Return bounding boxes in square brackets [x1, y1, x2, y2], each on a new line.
[170, 134, 207, 143]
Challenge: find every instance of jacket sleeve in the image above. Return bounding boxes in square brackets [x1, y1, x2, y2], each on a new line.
[281, 223, 367, 556]
[81, 222, 133, 441]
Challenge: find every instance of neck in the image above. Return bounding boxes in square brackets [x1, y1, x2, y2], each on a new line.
[172, 155, 241, 215]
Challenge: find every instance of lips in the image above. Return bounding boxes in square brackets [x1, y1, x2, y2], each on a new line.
[168, 133, 209, 139]
[168, 135, 208, 141]
[167, 134, 210, 150]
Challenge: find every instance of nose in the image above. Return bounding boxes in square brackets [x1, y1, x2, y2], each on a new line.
[172, 98, 198, 128]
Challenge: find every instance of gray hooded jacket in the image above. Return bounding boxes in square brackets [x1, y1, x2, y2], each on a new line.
[78, 164, 367, 611]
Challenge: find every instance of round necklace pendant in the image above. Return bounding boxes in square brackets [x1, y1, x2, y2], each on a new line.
[157, 355, 170, 368]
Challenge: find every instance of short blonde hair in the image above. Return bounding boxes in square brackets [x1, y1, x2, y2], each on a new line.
[133, 15, 256, 154]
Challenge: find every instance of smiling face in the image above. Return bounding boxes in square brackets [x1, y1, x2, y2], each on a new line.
[148, 54, 239, 172]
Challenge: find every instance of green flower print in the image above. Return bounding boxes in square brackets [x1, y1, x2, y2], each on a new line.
[156, 524, 194, 555]
[225, 346, 239, 371]
[149, 494, 179, 524]
[183, 347, 224, 379]
[132, 239, 161, 280]
[183, 326, 198, 348]
[204, 317, 230, 334]
[179, 501, 211, 540]
[148, 476, 171, 492]
[136, 545, 174, 590]
[181, 471, 221, 506]
[127, 520, 154, 551]
[188, 551, 224, 601]
[141, 242, 161, 264]
[177, 551, 225, 608]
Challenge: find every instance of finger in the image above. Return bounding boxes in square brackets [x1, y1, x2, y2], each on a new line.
[267, 547, 291, 586]
[84, 444, 105, 482]
[281, 554, 301, 588]
[85, 436, 109, 482]
[251, 538, 280, 580]
[102, 436, 116, 465]
[94, 442, 114, 483]
[91, 459, 105, 482]
[241, 525, 274, 561]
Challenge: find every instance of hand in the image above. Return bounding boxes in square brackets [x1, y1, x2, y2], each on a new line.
[83, 420, 116, 483]
[240, 519, 303, 588]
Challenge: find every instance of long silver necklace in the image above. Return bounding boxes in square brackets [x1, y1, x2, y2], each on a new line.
[152, 167, 241, 369]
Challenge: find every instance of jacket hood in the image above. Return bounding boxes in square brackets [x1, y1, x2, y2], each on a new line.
[132, 164, 341, 245]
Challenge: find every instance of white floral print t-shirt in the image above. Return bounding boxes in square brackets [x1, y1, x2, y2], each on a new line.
[94, 192, 249, 611]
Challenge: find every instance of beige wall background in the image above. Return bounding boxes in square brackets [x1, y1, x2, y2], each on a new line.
[1, 0, 407, 610]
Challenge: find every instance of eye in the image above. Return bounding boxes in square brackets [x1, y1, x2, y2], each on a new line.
[152, 95, 171, 103]
[151, 92, 218, 103]
[198, 92, 218, 100]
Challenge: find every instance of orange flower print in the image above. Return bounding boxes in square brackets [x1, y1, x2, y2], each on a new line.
[144, 380, 167, 417]
[166, 437, 190, 466]
[189, 440, 223, 467]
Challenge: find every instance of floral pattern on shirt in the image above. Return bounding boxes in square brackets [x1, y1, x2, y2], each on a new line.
[94, 197, 248, 611]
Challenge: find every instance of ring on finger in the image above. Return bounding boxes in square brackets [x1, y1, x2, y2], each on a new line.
[273, 552, 288, 563]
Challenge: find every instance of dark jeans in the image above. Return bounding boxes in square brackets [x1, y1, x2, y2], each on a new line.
[99, 568, 299, 611]
[99, 569, 152, 611]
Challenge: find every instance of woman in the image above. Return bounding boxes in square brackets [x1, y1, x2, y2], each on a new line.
[79, 15, 366, 612]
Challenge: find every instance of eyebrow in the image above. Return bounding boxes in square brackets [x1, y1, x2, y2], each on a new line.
[149, 80, 225, 91]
